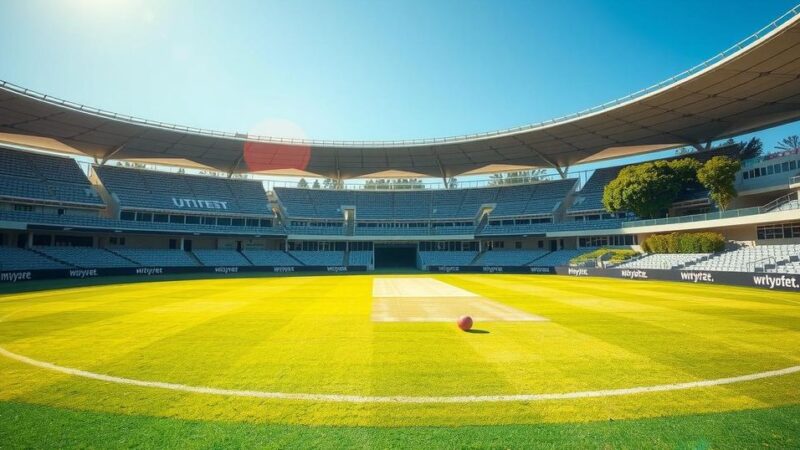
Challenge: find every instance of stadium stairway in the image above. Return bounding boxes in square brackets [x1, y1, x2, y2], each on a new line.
[28, 248, 75, 268]
[105, 250, 142, 266]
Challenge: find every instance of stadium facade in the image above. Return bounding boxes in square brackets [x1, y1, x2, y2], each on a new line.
[1, 6, 800, 290]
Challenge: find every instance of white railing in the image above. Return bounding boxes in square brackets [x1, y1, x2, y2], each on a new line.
[747, 256, 777, 273]
[263, 172, 592, 191]
[0, 4, 798, 147]
[624, 192, 800, 228]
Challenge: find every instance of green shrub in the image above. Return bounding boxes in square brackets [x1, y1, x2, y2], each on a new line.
[570, 248, 638, 265]
[642, 232, 725, 254]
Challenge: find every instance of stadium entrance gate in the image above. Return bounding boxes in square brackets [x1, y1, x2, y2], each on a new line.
[374, 243, 418, 269]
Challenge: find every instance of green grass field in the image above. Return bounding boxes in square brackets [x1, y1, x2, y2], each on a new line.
[1, 274, 799, 448]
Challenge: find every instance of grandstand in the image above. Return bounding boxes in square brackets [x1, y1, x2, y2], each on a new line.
[0, 247, 67, 270]
[111, 248, 201, 267]
[418, 251, 479, 268]
[0, 140, 797, 278]
[96, 165, 271, 217]
[614, 253, 711, 270]
[686, 244, 800, 273]
[289, 251, 346, 266]
[470, 250, 549, 266]
[33, 247, 137, 268]
[242, 250, 301, 266]
[192, 250, 253, 267]
[0, 147, 103, 208]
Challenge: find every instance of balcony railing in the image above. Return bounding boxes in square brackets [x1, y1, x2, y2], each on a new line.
[623, 192, 800, 228]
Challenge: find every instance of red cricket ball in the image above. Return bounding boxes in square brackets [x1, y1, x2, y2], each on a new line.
[457, 315, 473, 331]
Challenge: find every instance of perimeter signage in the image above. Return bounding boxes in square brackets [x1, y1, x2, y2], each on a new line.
[552, 267, 800, 291]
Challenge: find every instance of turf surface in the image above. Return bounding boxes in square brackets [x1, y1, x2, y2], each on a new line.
[1, 274, 799, 445]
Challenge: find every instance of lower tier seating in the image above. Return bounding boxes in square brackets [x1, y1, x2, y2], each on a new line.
[112, 249, 200, 267]
[242, 250, 301, 266]
[192, 250, 252, 266]
[686, 244, 800, 272]
[470, 250, 549, 266]
[33, 246, 138, 268]
[615, 253, 709, 270]
[289, 251, 345, 266]
[418, 251, 478, 267]
[348, 251, 373, 266]
[0, 247, 68, 270]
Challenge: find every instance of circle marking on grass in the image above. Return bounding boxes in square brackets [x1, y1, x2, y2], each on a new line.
[1, 346, 799, 403]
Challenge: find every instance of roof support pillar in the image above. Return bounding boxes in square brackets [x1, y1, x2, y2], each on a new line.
[692, 141, 713, 152]
[100, 144, 125, 165]
[434, 153, 449, 188]
[510, 137, 567, 179]
[228, 152, 245, 178]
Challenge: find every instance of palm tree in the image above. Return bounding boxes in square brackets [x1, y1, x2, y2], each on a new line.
[775, 135, 800, 153]
[735, 137, 763, 160]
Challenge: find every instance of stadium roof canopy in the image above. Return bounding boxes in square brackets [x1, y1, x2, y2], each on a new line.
[2, 7, 800, 179]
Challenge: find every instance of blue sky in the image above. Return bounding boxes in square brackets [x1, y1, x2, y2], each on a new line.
[1, 0, 799, 152]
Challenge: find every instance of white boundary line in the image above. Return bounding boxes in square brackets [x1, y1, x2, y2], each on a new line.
[2, 346, 798, 404]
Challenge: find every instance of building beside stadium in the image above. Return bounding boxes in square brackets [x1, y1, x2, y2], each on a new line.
[1, 7, 800, 290]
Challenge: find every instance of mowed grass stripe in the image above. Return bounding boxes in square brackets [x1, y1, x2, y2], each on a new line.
[0, 274, 798, 427]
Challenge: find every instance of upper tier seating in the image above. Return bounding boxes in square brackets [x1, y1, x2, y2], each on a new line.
[111, 249, 200, 267]
[418, 251, 478, 267]
[0, 210, 281, 236]
[567, 167, 621, 213]
[0, 148, 103, 206]
[33, 246, 137, 268]
[275, 179, 577, 222]
[95, 165, 270, 216]
[614, 253, 709, 270]
[289, 251, 345, 266]
[470, 250, 549, 266]
[0, 247, 68, 270]
[242, 250, 301, 266]
[192, 250, 252, 266]
[686, 244, 800, 272]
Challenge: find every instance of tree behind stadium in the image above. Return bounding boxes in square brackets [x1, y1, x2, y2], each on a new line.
[696, 156, 741, 211]
[602, 159, 699, 219]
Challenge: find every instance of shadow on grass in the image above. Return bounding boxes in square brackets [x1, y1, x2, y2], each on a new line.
[465, 329, 490, 334]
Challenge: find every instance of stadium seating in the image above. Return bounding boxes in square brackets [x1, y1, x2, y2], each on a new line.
[242, 250, 301, 266]
[192, 250, 252, 266]
[0, 148, 103, 207]
[289, 251, 346, 266]
[33, 247, 138, 268]
[470, 250, 549, 266]
[418, 251, 478, 267]
[0, 247, 68, 270]
[567, 167, 621, 213]
[276, 180, 576, 224]
[0, 210, 280, 236]
[348, 251, 373, 267]
[686, 244, 800, 272]
[614, 253, 710, 270]
[95, 165, 271, 216]
[111, 249, 200, 267]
